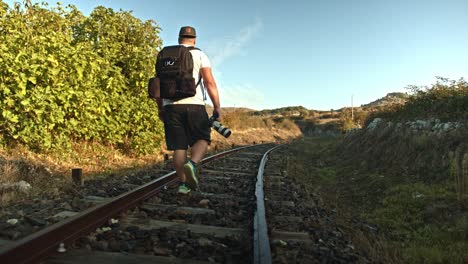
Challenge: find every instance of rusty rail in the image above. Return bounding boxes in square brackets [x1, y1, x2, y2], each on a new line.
[0, 144, 259, 264]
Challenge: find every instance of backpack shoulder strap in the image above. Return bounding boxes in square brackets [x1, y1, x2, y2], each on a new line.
[187, 46, 206, 99]
[187, 46, 202, 82]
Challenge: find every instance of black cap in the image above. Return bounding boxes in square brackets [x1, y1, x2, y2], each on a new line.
[179, 26, 196, 38]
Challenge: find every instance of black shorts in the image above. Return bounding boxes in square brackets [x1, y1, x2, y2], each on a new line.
[163, 104, 211, 150]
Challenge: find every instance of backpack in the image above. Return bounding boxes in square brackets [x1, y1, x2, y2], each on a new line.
[154, 45, 202, 100]
[147, 77, 157, 99]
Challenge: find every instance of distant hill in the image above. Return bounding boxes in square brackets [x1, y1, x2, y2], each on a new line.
[362, 92, 409, 108]
[206, 105, 254, 114]
[252, 106, 310, 117]
[212, 92, 409, 119]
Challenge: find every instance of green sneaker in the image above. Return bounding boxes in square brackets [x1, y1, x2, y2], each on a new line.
[183, 160, 199, 190]
[178, 183, 191, 194]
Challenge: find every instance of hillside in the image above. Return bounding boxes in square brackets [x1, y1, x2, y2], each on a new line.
[252, 106, 310, 117]
[205, 105, 254, 115]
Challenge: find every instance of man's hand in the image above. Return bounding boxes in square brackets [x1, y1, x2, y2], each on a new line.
[213, 107, 222, 122]
[200, 67, 222, 121]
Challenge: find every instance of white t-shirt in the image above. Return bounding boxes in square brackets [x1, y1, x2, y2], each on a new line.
[162, 44, 211, 106]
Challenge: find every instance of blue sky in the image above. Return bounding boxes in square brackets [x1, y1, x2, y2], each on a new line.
[4, 0, 468, 110]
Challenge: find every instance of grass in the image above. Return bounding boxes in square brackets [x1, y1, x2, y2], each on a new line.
[286, 136, 468, 264]
[368, 182, 468, 263]
[0, 160, 21, 184]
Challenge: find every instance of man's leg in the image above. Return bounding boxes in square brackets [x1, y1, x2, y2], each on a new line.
[183, 105, 211, 190]
[173, 149, 187, 182]
[189, 139, 209, 163]
[182, 140, 208, 191]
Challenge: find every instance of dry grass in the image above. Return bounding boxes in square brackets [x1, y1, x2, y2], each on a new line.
[207, 126, 302, 157]
[0, 105, 309, 206]
[0, 160, 21, 184]
[0, 122, 303, 206]
[276, 118, 297, 130]
[0, 142, 169, 205]
[336, 218, 402, 264]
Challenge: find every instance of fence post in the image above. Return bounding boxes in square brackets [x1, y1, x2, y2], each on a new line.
[71, 168, 83, 186]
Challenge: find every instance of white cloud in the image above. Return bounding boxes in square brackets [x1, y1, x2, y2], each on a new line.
[218, 84, 265, 110]
[206, 18, 263, 67]
[204, 19, 265, 110]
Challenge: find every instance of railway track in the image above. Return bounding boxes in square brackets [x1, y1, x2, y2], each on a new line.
[0, 143, 361, 263]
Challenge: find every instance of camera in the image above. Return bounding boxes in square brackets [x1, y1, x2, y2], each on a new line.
[209, 113, 231, 138]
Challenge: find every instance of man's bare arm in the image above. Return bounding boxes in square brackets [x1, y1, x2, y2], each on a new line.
[200, 67, 222, 121]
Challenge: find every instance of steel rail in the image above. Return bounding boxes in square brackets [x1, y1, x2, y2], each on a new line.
[253, 145, 283, 264]
[0, 144, 262, 264]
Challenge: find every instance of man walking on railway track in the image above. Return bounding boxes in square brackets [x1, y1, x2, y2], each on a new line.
[150, 26, 222, 195]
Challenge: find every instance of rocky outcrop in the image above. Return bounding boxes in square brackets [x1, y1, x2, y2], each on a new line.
[366, 118, 464, 132]
[0, 180, 32, 194]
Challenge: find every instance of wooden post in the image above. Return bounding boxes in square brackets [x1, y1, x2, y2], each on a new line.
[71, 168, 83, 186]
[163, 154, 170, 170]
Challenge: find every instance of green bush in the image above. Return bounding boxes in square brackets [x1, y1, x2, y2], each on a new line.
[0, 1, 163, 154]
[336, 107, 370, 131]
[365, 77, 468, 125]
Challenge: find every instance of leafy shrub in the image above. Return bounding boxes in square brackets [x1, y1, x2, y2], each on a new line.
[338, 108, 370, 131]
[0, 2, 163, 154]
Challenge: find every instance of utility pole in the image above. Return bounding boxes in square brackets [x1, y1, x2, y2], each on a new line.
[351, 94, 354, 121]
